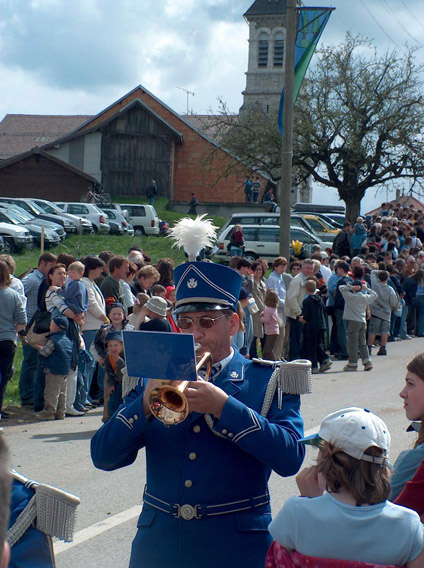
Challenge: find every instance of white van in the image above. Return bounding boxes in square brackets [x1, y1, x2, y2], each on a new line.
[213, 225, 323, 264]
[117, 204, 160, 236]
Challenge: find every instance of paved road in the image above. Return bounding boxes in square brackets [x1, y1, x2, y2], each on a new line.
[4, 338, 423, 567]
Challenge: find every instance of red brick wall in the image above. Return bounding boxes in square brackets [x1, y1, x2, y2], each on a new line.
[79, 88, 268, 204]
[0, 154, 90, 201]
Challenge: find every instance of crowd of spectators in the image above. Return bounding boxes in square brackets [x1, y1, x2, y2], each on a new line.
[2, 200, 424, 423]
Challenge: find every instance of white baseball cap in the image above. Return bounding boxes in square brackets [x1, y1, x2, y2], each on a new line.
[299, 407, 390, 464]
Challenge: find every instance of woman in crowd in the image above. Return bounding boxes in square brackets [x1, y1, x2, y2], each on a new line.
[229, 224, 245, 257]
[266, 257, 289, 360]
[156, 258, 174, 288]
[0, 261, 26, 418]
[246, 260, 266, 358]
[81, 256, 109, 407]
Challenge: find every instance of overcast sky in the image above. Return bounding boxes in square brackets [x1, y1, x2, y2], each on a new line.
[0, 0, 423, 211]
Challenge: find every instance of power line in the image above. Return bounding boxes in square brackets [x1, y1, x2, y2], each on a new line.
[378, 0, 423, 46]
[398, 0, 424, 32]
[358, 0, 396, 44]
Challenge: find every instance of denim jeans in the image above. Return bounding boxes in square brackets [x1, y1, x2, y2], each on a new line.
[33, 366, 46, 412]
[335, 309, 348, 357]
[19, 343, 39, 405]
[416, 296, 424, 336]
[75, 350, 90, 411]
[108, 383, 123, 417]
[230, 246, 244, 257]
[400, 301, 408, 338]
[82, 330, 98, 401]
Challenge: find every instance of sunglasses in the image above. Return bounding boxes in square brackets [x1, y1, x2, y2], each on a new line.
[177, 314, 227, 329]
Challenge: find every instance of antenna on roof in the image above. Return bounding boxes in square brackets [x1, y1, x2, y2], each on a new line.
[176, 87, 195, 114]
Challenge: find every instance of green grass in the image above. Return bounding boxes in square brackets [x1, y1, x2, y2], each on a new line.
[6, 198, 227, 407]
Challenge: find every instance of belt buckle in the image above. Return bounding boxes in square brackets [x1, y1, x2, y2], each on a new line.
[175, 504, 201, 520]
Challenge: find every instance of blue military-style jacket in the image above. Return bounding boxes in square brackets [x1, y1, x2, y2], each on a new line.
[91, 350, 305, 568]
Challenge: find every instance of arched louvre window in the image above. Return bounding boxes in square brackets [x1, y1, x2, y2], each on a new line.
[258, 32, 269, 67]
[274, 32, 284, 67]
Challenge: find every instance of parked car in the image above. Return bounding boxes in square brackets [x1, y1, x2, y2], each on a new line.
[219, 212, 335, 249]
[55, 202, 110, 234]
[213, 225, 323, 264]
[0, 206, 61, 248]
[0, 197, 76, 234]
[297, 213, 340, 243]
[32, 198, 94, 234]
[0, 221, 33, 253]
[100, 208, 135, 237]
[0, 203, 65, 240]
[110, 203, 160, 236]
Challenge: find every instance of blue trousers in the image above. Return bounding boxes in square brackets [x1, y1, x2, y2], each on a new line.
[288, 317, 303, 361]
[335, 309, 348, 357]
[19, 343, 39, 405]
[416, 296, 424, 336]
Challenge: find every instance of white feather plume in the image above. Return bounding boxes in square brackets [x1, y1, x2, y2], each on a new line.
[168, 214, 217, 261]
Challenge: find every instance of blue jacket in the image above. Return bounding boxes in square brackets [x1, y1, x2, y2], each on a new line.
[91, 349, 305, 568]
[40, 331, 73, 375]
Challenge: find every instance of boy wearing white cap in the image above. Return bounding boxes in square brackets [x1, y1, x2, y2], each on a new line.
[268, 408, 424, 567]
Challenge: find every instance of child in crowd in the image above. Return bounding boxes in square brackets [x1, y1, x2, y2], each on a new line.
[91, 302, 134, 422]
[35, 314, 73, 421]
[339, 279, 377, 372]
[138, 296, 173, 332]
[103, 330, 126, 420]
[62, 261, 88, 316]
[128, 292, 149, 328]
[368, 270, 399, 356]
[352, 216, 367, 255]
[151, 284, 166, 298]
[300, 280, 332, 374]
[261, 289, 279, 360]
[267, 407, 424, 567]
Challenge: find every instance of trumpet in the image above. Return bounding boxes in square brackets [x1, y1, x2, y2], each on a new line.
[148, 352, 213, 425]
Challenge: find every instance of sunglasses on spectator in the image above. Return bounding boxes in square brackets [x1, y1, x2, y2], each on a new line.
[177, 314, 227, 329]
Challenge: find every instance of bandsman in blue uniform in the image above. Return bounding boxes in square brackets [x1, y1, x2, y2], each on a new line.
[91, 217, 306, 568]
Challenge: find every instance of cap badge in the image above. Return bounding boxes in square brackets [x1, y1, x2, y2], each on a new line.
[187, 278, 198, 289]
[230, 371, 239, 379]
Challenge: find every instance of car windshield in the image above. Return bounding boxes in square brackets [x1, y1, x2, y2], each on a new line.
[5, 206, 34, 222]
[103, 210, 116, 219]
[0, 209, 20, 224]
[36, 201, 60, 214]
[26, 201, 46, 215]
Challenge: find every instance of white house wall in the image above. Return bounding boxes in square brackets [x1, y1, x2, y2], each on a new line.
[45, 131, 102, 183]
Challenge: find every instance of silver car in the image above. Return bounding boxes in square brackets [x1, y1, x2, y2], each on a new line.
[33, 198, 94, 234]
[55, 202, 110, 234]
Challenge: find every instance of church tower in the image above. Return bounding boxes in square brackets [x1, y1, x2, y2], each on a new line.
[239, 0, 289, 117]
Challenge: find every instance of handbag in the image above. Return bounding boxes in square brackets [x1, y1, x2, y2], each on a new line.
[24, 322, 48, 348]
[32, 310, 52, 334]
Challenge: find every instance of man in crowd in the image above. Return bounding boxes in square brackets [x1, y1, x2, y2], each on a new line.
[146, 180, 158, 206]
[19, 253, 57, 407]
[285, 258, 315, 360]
[100, 256, 129, 306]
[91, 259, 305, 568]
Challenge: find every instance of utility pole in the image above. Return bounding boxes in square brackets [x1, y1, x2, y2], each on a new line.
[176, 87, 195, 114]
[279, 0, 297, 259]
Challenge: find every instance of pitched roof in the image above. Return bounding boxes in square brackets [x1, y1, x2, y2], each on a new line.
[366, 194, 424, 216]
[0, 114, 92, 160]
[244, 0, 288, 18]
[0, 146, 98, 182]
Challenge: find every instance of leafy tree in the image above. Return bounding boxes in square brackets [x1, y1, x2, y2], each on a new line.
[293, 34, 424, 222]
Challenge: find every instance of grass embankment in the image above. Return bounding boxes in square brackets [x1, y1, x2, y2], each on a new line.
[6, 198, 226, 407]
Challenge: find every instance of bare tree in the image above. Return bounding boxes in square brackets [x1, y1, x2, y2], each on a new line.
[293, 34, 424, 222]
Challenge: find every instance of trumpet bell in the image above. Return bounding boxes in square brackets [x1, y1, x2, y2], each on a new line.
[148, 352, 213, 426]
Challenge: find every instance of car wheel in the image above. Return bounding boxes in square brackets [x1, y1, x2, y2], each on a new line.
[1, 238, 11, 254]
[244, 252, 258, 262]
[93, 225, 98, 233]
[134, 227, 146, 236]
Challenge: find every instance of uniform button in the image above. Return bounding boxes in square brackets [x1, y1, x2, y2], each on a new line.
[185, 480, 193, 488]
[189, 452, 197, 460]
[193, 425, 201, 433]
[129, 418, 134, 424]
[134, 415, 139, 420]
[222, 429, 228, 435]
[228, 433, 234, 438]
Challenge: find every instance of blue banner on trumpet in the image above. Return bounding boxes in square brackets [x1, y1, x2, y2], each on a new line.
[123, 330, 197, 381]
